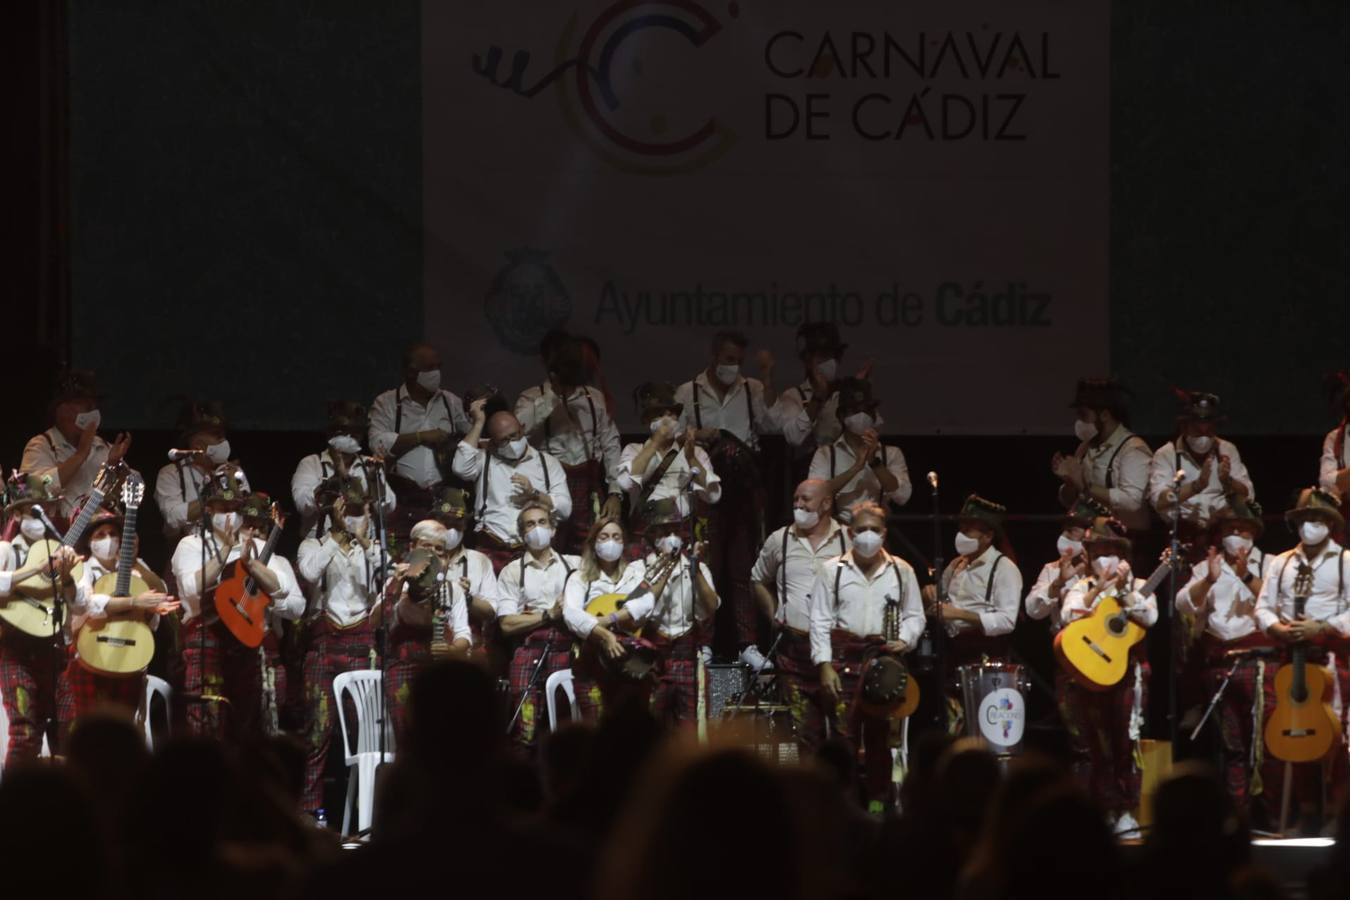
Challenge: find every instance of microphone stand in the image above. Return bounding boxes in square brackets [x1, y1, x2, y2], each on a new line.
[368, 462, 393, 785]
[32, 508, 66, 754]
[925, 475, 949, 733]
[1166, 471, 1183, 751]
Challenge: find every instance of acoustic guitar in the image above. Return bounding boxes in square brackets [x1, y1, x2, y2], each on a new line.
[1055, 549, 1181, 690]
[77, 474, 158, 676]
[1265, 564, 1338, 763]
[214, 503, 284, 648]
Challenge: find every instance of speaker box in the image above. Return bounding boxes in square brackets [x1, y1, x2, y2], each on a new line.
[705, 663, 750, 720]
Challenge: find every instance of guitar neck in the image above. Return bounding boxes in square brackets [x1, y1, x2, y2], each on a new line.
[62, 488, 105, 549]
[1138, 558, 1175, 599]
[113, 505, 140, 597]
[242, 523, 283, 594]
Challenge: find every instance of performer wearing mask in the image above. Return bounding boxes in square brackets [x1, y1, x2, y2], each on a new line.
[934, 495, 1022, 661]
[810, 501, 924, 811]
[497, 502, 580, 749]
[291, 401, 395, 540]
[774, 323, 847, 471]
[808, 377, 911, 523]
[154, 400, 249, 542]
[1025, 498, 1105, 634]
[675, 331, 779, 660]
[0, 474, 64, 573]
[750, 478, 849, 748]
[515, 334, 624, 553]
[1057, 518, 1156, 837]
[21, 370, 130, 523]
[1053, 377, 1152, 535]
[296, 477, 383, 812]
[420, 487, 498, 644]
[453, 399, 571, 573]
[368, 342, 472, 547]
[1318, 369, 1350, 524]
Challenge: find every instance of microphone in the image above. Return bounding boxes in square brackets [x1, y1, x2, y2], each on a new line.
[28, 505, 64, 541]
[927, 471, 939, 490]
[167, 448, 205, 462]
[1172, 468, 1186, 486]
[1224, 646, 1278, 660]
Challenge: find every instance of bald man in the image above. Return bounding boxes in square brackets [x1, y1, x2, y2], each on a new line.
[452, 399, 571, 572]
[750, 478, 850, 752]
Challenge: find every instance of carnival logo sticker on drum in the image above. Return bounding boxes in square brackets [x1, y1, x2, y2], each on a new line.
[978, 688, 1025, 748]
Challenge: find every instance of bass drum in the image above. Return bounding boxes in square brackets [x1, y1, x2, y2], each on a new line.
[957, 662, 1031, 756]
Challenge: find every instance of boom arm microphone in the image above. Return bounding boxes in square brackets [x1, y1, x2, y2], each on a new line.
[167, 448, 205, 462]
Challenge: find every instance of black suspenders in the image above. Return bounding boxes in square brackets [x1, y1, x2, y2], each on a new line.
[543, 385, 600, 461]
[479, 449, 552, 520]
[692, 380, 755, 435]
[394, 388, 454, 434]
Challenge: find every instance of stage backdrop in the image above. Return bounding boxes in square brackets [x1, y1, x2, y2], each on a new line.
[424, 0, 1110, 434]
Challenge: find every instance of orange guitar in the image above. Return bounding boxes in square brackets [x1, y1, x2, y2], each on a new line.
[1265, 564, 1338, 763]
[214, 503, 284, 648]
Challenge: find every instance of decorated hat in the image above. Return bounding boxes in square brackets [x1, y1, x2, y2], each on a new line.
[1082, 516, 1132, 554]
[199, 468, 246, 509]
[404, 547, 445, 601]
[239, 491, 275, 525]
[326, 401, 368, 437]
[796, 321, 845, 358]
[315, 475, 370, 512]
[71, 498, 124, 554]
[176, 399, 228, 442]
[52, 369, 100, 405]
[1069, 377, 1130, 411]
[1212, 497, 1265, 537]
[1285, 486, 1344, 530]
[958, 494, 1007, 535]
[1065, 496, 1110, 527]
[642, 496, 685, 528]
[430, 486, 469, 521]
[835, 377, 878, 413]
[4, 473, 63, 515]
[634, 382, 682, 420]
[1173, 389, 1225, 423]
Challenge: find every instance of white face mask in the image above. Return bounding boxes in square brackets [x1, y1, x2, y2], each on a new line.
[74, 409, 101, 431]
[342, 515, 366, 534]
[595, 538, 624, 562]
[497, 437, 529, 460]
[90, 535, 120, 561]
[1222, 534, 1253, 556]
[656, 533, 684, 555]
[1074, 418, 1098, 442]
[1300, 521, 1330, 547]
[815, 358, 838, 383]
[843, 412, 874, 435]
[205, 440, 231, 464]
[715, 363, 740, 386]
[851, 530, 884, 557]
[442, 527, 463, 551]
[650, 415, 677, 435]
[328, 434, 362, 455]
[1186, 435, 1215, 456]
[793, 508, 820, 530]
[416, 369, 441, 392]
[1057, 534, 1083, 557]
[19, 518, 47, 542]
[1092, 555, 1120, 578]
[954, 531, 981, 556]
[212, 512, 239, 534]
[523, 524, 553, 551]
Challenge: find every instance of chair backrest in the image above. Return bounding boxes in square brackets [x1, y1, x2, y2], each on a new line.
[333, 669, 394, 762]
[544, 669, 578, 731]
[141, 675, 172, 751]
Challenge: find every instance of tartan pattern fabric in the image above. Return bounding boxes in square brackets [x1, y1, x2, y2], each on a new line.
[180, 619, 263, 742]
[472, 533, 521, 576]
[0, 631, 62, 766]
[701, 491, 761, 649]
[385, 623, 431, 742]
[1056, 658, 1150, 815]
[557, 460, 604, 556]
[507, 626, 574, 749]
[302, 617, 376, 811]
[570, 644, 652, 723]
[775, 628, 826, 753]
[1201, 655, 1282, 814]
[828, 631, 895, 805]
[647, 631, 702, 728]
[56, 656, 142, 740]
[383, 477, 435, 561]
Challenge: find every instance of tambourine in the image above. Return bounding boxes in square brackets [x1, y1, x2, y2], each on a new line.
[859, 654, 920, 719]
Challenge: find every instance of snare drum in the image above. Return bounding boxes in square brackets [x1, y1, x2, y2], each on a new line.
[957, 662, 1031, 755]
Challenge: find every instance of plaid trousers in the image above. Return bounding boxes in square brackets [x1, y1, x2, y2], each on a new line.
[572, 640, 653, 723]
[1057, 656, 1151, 816]
[557, 460, 604, 556]
[828, 631, 895, 805]
[775, 628, 826, 753]
[648, 630, 703, 728]
[302, 617, 375, 811]
[507, 625, 574, 750]
[180, 619, 263, 742]
[56, 654, 142, 743]
[0, 630, 63, 766]
[385, 623, 433, 742]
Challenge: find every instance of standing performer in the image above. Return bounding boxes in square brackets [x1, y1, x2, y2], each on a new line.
[0, 474, 64, 574]
[1053, 378, 1152, 535]
[750, 478, 849, 749]
[514, 335, 624, 553]
[810, 501, 924, 812]
[1057, 518, 1156, 837]
[497, 502, 581, 750]
[808, 377, 911, 524]
[291, 401, 395, 539]
[774, 322, 847, 480]
[1025, 498, 1104, 634]
[154, 400, 248, 542]
[1318, 370, 1350, 525]
[675, 331, 779, 660]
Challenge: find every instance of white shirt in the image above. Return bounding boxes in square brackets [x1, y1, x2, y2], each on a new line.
[388, 573, 472, 645]
[496, 550, 582, 617]
[774, 382, 841, 449]
[750, 522, 850, 631]
[1148, 438, 1255, 528]
[562, 560, 648, 639]
[808, 438, 911, 519]
[642, 553, 718, 639]
[451, 444, 572, 543]
[1072, 425, 1152, 531]
[0, 536, 34, 576]
[515, 384, 623, 493]
[1319, 425, 1347, 494]
[73, 553, 164, 622]
[290, 451, 396, 538]
[1024, 559, 1082, 633]
[941, 546, 1023, 637]
[675, 372, 778, 450]
[21, 427, 111, 519]
[617, 442, 722, 519]
[1255, 541, 1350, 636]
[170, 532, 303, 623]
[297, 534, 382, 627]
[1061, 574, 1158, 628]
[154, 461, 253, 540]
[809, 551, 924, 664]
[439, 547, 501, 615]
[1177, 548, 1266, 642]
[368, 386, 471, 489]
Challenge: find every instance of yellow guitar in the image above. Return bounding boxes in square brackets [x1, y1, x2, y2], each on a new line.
[77, 474, 159, 676]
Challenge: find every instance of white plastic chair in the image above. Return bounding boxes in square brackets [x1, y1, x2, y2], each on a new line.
[333, 669, 395, 835]
[544, 669, 579, 733]
[138, 675, 172, 751]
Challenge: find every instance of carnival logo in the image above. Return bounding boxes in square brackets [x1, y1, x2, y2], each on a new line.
[483, 248, 572, 354]
[978, 687, 1025, 748]
[472, 0, 737, 174]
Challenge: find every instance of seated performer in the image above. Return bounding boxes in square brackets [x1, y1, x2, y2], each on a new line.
[452, 398, 571, 573]
[750, 478, 850, 748]
[809, 377, 911, 523]
[810, 501, 924, 812]
[296, 477, 383, 813]
[1053, 377, 1152, 534]
[291, 401, 395, 540]
[1025, 497, 1106, 634]
[1177, 499, 1273, 821]
[21, 370, 131, 523]
[497, 502, 581, 750]
[514, 334, 624, 553]
[1057, 517, 1156, 837]
[1256, 487, 1350, 829]
[170, 473, 303, 740]
[154, 399, 248, 542]
[1149, 390, 1254, 549]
